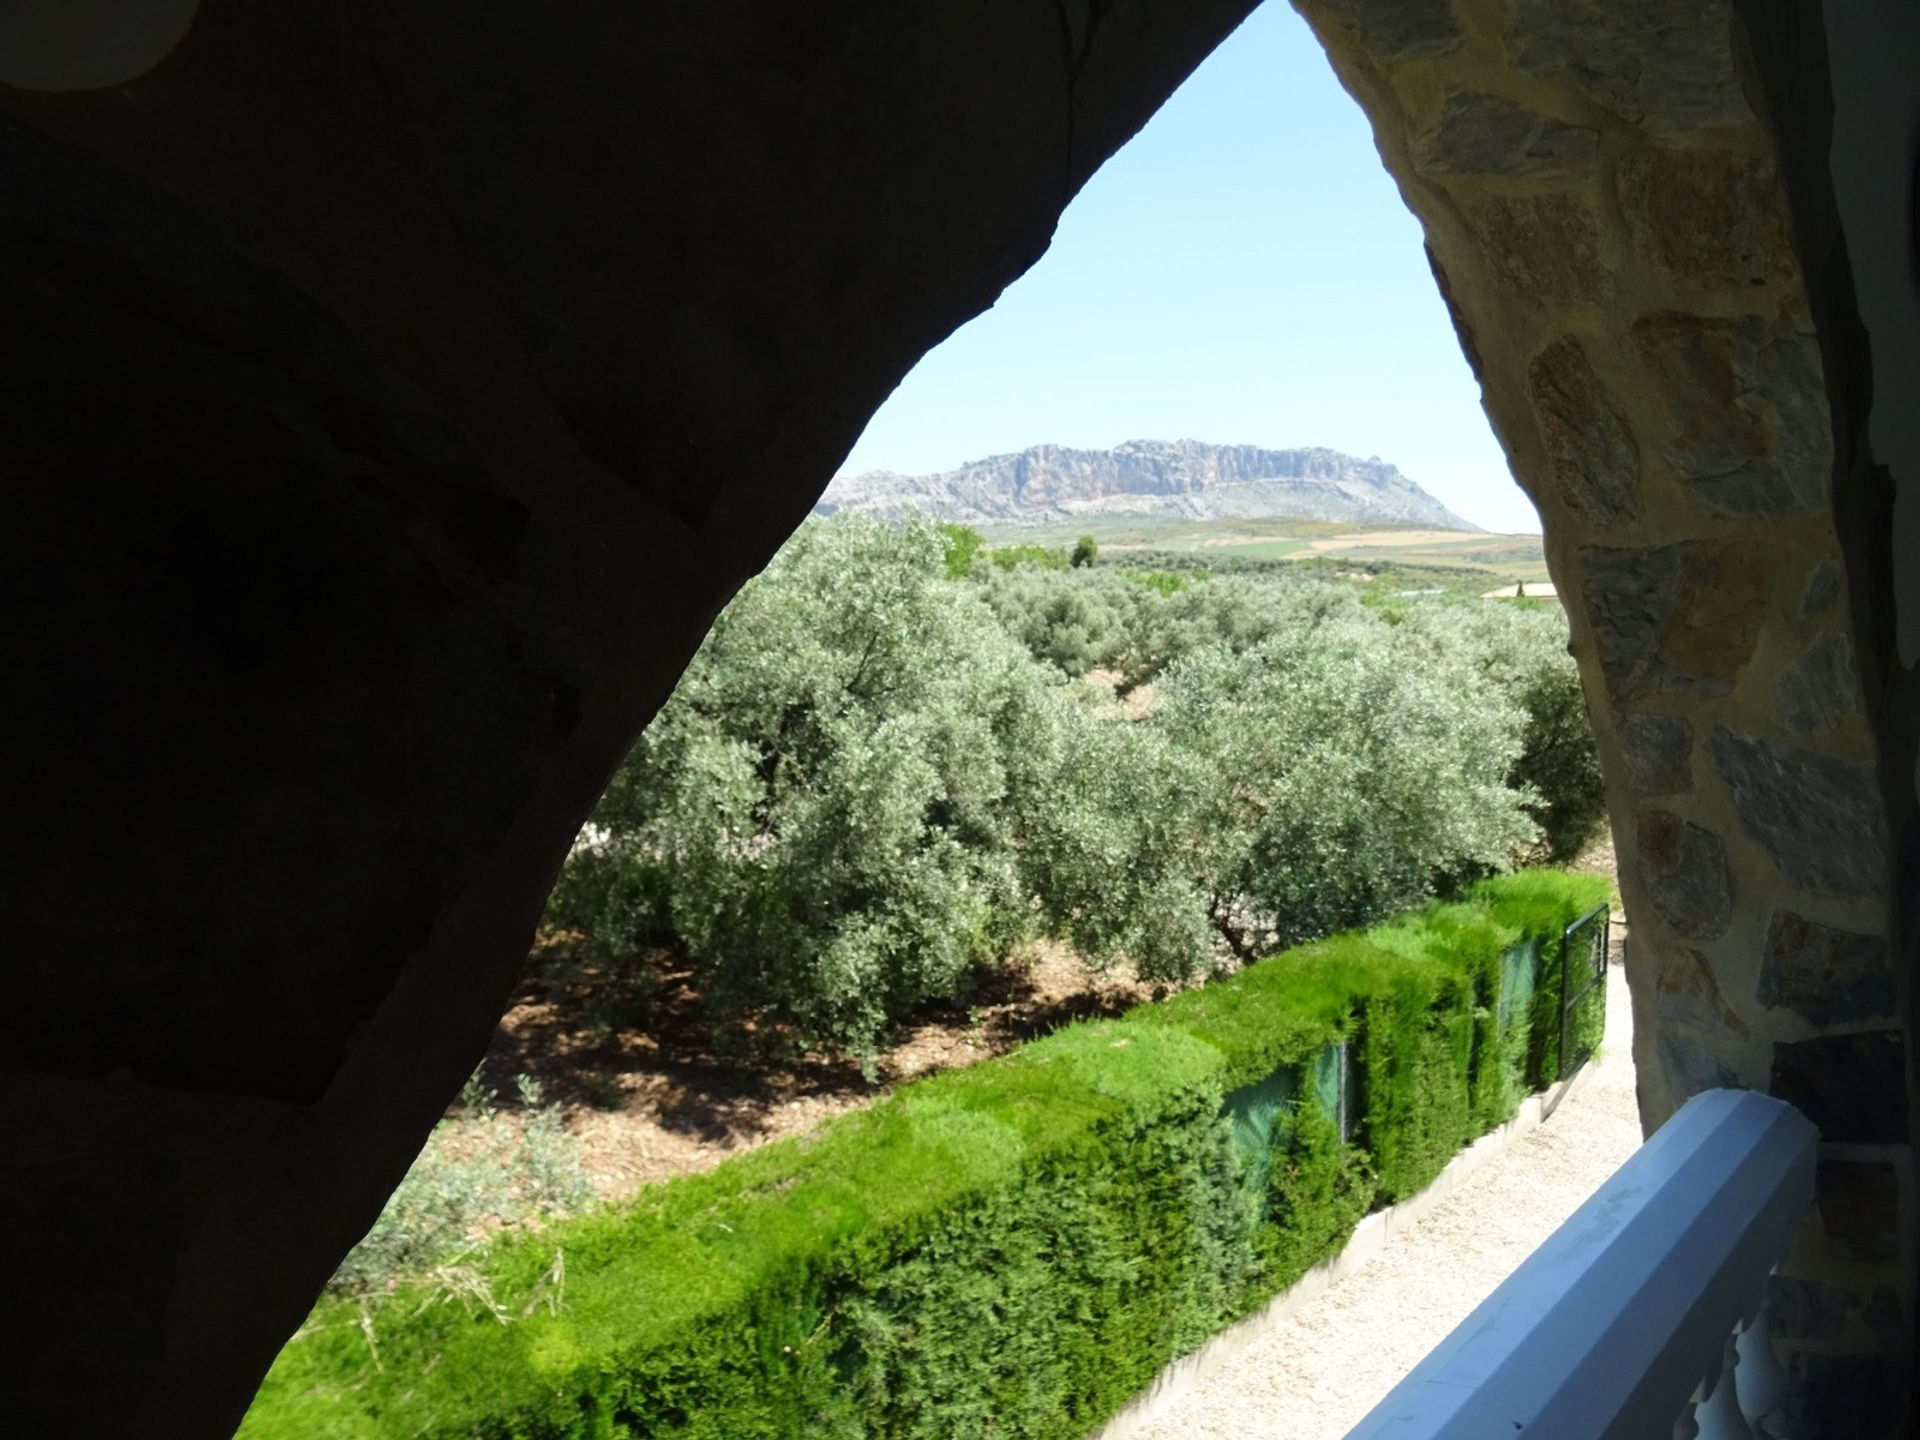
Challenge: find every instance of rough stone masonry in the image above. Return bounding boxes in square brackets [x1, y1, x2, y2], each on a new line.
[1292, 0, 1910, 1430]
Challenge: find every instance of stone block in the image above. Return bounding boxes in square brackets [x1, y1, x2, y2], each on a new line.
[1768, 1273, 1861, 1341]
[1508, 0, 1753, 135]
[1316, 0, 1461, 59]
[1765, 1275, 1905, 1346]
[1770, 1032, 1907, 1142]
[1653, 943, 1748, 1037]
[1800, 559, 1841, 617]
[1614, 148, 1796, 290]
[1467, 194, 1608, 305]
[1638, 812, 1731, 939]
[1527, 337, 1640, 527]
[1414, 91, 1597, 177]
[1657, 1023, 1738, 1102]
[1632, 312, 1831, 519]
[1710, 729, 1886, 896]
[1770, 632, 1858, 734]
[1815, 1159, 1900, 1260]
[1617, 711, 1692, 795]
[1579, 543, 1766, 701]
[1757, 911, 1893, 1026]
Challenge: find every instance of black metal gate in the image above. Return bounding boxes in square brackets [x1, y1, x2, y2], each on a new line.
[1558, 904, 1611, 1081]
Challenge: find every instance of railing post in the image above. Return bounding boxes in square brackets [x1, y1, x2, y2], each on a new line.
[1677, 1331, 1754, 1440]
[1734, 1286, 1790, 1438]
[1340, 1090, 1816, 1440]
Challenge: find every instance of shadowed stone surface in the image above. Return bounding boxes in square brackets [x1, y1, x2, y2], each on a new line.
[10, 1153, 181, 1424]
[1423, 243, 1485, 383]
[1633, 312, 1832, 519]
[1317, 0, 1460, 59]
[1771, 633, 1858, 734]
[1638, 812, 1732, 939]
[1653, 943, 1748, 1036]
[1617, 711, 1693, 795]
[1580, 543, 1767, 700]
[1528, 338, 1640, 525]
[1412, 91, 1597, 178]
[1759, 912, 1895, 1025]
[1801, 560, 1842, 618]
[1817, 1160, 1901, 1261]
[1507, 0, 1753, 135]
[1782, 1353, 1905, 1440]
[1862, 1288, 1905, 1340]
[1769, 1274, 1864, 1341]
[1657, 1023, 1740, 1101]
[1770, 1032, 1907, 1142]
[0, 3, 1262, 1432]
[0, 0, 202, 91]
[1614, 149, 1797, 290]
[1711, 729, 1887, 896]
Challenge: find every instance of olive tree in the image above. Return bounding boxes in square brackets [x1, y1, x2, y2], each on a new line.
[1024, 617, 1540, 978]
[547, 515, 1077, 1056]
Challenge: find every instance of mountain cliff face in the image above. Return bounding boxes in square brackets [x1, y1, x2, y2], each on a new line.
[817, 440, 1480, 530]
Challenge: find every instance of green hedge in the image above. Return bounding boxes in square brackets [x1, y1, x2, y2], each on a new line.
[241, 870, 1611, 1440]
[1472, 870, 1613, 1087]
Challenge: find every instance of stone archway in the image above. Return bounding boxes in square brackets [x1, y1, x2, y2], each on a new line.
[0, 0, 1911, 1434]
[1291, 1, 1908, 1427]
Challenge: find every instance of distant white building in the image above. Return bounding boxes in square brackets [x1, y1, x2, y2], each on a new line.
[1483, 580, 1559, 602]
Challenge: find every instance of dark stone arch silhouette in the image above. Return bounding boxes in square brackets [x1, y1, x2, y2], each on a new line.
[1, 1, 1912, 1433]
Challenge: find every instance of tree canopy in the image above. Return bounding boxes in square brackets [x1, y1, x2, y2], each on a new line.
[545, 515, 1604, 1056]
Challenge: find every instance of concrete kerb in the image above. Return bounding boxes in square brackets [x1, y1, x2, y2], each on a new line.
[1090, 1061, 1598, 1440]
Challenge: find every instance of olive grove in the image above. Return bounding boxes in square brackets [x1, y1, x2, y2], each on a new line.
[545, 516, 1603, 1056]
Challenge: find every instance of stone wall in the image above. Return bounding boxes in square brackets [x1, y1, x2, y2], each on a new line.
[1291, 0, 1909, 1430]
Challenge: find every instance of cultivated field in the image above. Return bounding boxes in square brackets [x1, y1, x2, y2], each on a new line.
[980, 516, 1550, 589]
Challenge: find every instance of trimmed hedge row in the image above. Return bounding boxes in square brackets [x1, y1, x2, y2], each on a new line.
[241, 869, 1611, 1440]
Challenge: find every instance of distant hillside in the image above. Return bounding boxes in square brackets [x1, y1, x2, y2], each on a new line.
[817, 440, 1479, 531]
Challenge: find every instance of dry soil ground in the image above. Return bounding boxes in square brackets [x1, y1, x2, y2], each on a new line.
[474, 939, 1156, 1198]
[472, 836, 1621, 1206]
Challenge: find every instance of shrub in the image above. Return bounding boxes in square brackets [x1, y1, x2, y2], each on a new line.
[1115, 573, 1350, 692]
[544, 516, 1081, 1058]
[986, 541, 1067, 570]
[978, 563, 1137, 678]
[328, 1075, 593, 1299]
[1471, 869, 1613, 1086]
[1395, 599, 1607, 863]
[1509, 652, 1609, 862]
[937, 522, 985, 580]
[546, 516, 1599, 1061]
[1368, 903, 1524, 1132]
[243, 873, 1605, 1440]
[1125, 568, 1189, 598]
[1145, 629, 1539, 961]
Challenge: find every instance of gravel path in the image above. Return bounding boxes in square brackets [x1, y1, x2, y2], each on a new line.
[1132, 963, 1642, 1440]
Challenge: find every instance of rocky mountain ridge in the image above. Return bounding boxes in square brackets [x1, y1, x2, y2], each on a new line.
[817, 439, 1479, 530]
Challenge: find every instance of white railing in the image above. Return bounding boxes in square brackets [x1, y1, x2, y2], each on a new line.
[1342, 1089, 1817, 1440]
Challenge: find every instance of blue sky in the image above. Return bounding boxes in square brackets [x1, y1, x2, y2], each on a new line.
[839, 3, 1541, 535]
